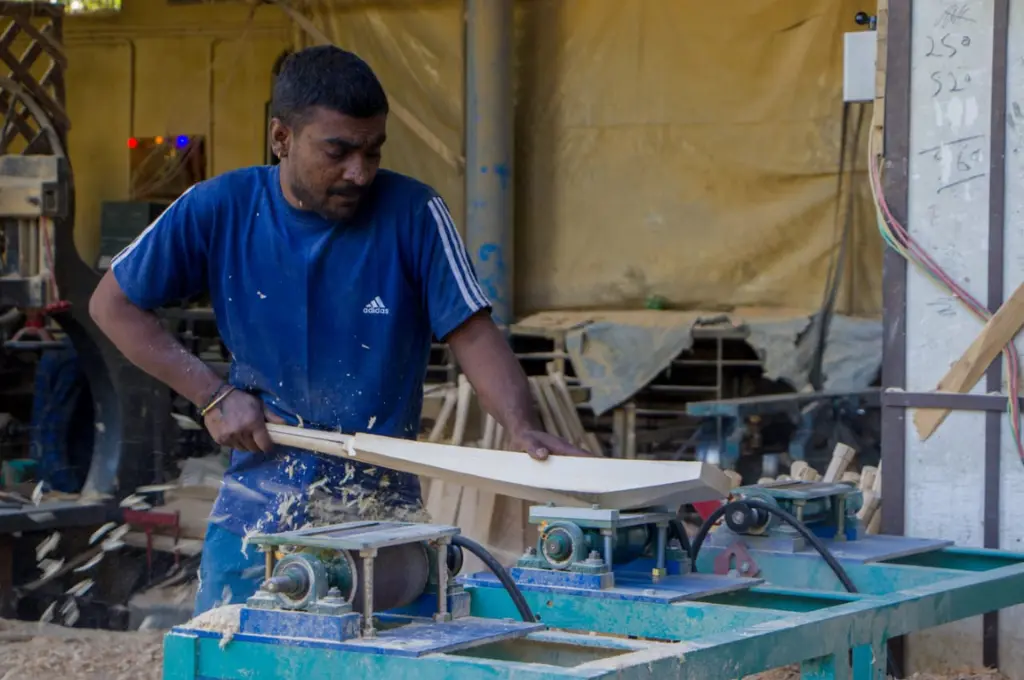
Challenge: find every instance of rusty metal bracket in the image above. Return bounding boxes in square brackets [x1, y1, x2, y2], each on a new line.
[712, 540, 761, 578]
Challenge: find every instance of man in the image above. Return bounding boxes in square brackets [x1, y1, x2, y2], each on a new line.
[89, 45, 586, 615]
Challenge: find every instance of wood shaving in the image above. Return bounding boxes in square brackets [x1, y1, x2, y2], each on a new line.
[37, 602, 56, 625]
[38, 558, 65, 580]
[30, 481, 44, 506]
[60, 599, 80, 627]
[88, 522, 117, 545]
[35, 532, 60, 561]
[135, 483, 179, 493]
[66, 579, 94, 597]
[222, 478, 269, 503]
[107, 524, 130, 543]
[101, 539, 125, 553]
[118, 494, 146, 508]
[73, 552, 105, 573]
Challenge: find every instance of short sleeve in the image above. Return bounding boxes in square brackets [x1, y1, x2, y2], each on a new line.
[417, 195, 492, 340]
[110, 184, 210, 310]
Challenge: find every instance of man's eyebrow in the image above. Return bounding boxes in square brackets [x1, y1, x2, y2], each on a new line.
[323, 134, 387, 149]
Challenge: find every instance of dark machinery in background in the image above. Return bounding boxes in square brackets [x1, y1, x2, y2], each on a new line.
[0, 2, 174, 619]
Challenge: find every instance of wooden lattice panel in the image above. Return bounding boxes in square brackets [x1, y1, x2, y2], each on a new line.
[0, 1, 66, 157]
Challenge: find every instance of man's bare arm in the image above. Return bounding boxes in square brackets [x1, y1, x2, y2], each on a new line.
[446, 310, 589, 459]
[90, 271, 222, 406]
[89, 271, 275, 452]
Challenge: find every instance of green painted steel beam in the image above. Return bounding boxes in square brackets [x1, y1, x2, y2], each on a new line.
[165, 560, 1024, 680]
[695, 546, 1008, 594]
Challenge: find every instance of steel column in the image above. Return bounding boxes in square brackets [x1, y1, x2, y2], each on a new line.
[465, 0, 514, 326]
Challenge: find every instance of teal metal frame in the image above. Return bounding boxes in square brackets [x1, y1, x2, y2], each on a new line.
[164, 544, 1024, 679]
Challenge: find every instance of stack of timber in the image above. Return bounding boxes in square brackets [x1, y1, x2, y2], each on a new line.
[420, 372, 604, 569]
[750, 443, 883, 534]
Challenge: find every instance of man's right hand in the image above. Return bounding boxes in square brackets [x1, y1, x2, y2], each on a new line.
[204, 389, 276, 453]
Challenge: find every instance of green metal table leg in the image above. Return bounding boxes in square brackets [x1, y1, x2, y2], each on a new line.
[163, 632, 198, 680]
[801, 651, 851, 679]
[852, 642, 886, 679]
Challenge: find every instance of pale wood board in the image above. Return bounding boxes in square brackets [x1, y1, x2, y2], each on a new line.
[266, 425, 729, 510]
[913, 280, 1024, 441]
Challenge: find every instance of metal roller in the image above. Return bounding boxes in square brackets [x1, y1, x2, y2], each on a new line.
[351, 541, 432, 612]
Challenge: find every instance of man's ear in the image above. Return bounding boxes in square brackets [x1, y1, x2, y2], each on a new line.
[269, 117, 291, 159]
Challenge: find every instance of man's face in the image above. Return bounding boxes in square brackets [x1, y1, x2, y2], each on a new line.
[271, 107, 386, 222]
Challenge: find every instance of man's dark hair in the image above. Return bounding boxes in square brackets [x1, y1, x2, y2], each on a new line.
[271, 46, 389, 126]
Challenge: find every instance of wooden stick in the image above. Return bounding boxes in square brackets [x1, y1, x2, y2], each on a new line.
[822, 444, 857, 483]
[528, 377, 559, 435]
[427, 387, 458, 443]
[538, 377, 573, 440]
[914, 280, 1024, 441]
[859, 466, 878, 493]
[546, 369, 589, 448]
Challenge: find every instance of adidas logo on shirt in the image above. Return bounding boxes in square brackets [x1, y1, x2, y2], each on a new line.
[363, 296, 390, 315]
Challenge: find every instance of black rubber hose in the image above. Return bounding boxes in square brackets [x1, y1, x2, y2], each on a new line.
[669, 519, 695, 573]
[451, 534, 536, 623]
[690, 499, 857, 592]
[689, 499, 902, 678]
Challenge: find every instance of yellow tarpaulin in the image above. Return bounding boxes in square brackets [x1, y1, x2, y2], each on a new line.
[300, 0, 882, 317]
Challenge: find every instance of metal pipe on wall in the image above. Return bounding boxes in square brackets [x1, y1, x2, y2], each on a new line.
[464, 0, 514, 327]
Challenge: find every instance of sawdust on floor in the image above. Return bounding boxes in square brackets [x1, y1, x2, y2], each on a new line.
[0, 618, 163, 680]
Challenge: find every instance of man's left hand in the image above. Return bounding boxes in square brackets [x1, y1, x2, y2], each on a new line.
[510, 429, 592, 461]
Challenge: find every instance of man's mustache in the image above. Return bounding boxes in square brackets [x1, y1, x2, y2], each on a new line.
[328, 186, 363, 198]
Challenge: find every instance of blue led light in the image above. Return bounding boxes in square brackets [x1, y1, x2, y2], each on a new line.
[176, 135, 189, 148]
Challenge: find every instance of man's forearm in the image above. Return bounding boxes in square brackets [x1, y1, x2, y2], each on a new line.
[446, 312, 541, 435]
[90, 272, 224, 408]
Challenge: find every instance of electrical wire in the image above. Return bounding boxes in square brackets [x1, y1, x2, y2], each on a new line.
[451, 535, 536, 623]
[689, 499, 902, 678]
[810, 102, 866, 390]
[867, 134, 1024, 460]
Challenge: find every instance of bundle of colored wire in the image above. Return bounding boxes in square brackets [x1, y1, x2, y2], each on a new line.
[867, 136, 1024, 459]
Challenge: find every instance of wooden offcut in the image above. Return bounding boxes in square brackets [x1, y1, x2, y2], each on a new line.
[914, 280, 1024, 441]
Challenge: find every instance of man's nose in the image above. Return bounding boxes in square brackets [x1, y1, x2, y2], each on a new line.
[344, 156, 373, 186]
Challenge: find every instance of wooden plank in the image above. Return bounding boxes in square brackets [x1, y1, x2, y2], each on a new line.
[822, 444, 857, 483]
[528, 377, 558, 435]
[914, 280, 1024, 441]
[266, 425, 731, 510]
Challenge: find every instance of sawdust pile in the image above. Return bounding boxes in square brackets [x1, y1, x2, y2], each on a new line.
[184, 603, 243, 648]
[0, 618, 163, 680]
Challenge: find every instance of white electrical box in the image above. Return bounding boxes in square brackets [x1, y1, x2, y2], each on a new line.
[843, 30, 877, 103]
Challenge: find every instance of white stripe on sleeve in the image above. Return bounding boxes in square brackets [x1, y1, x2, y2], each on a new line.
[427, 198, 488, 311]
[428, 197, 490, 308]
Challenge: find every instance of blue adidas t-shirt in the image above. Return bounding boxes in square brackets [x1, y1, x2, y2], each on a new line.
[111, 165, 490, 536]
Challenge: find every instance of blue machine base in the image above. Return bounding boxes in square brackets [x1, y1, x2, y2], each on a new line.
[388, 590, 472, 619]
[710, 531, 953, 564]
[175, 614, 544, 658]
[462, 570, 761, 604]
[239, 607, 361, 642]
[510, 567, 615, 590]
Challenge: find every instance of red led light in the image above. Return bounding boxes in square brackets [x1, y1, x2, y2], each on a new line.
[127, 137, 138, 149]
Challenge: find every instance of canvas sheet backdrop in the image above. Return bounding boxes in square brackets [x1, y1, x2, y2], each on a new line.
[296, 0, 883, 317]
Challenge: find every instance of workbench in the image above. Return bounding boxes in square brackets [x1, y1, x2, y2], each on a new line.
[162, 490, 1024, 679]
